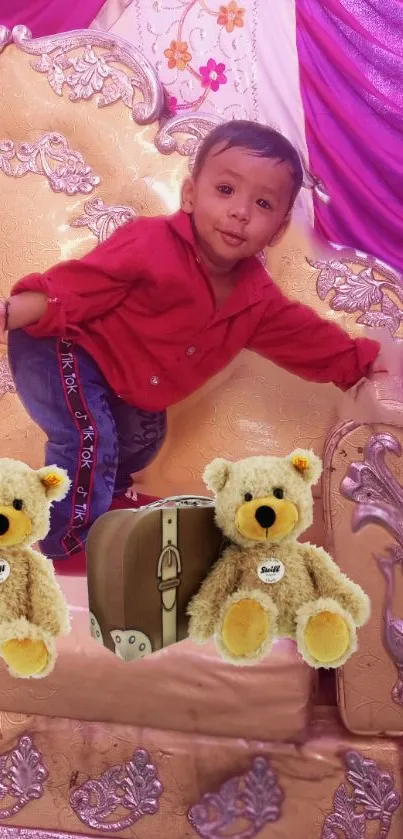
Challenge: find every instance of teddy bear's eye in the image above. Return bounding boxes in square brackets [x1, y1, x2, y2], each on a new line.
[273, 488, 284, 500]
[244, 492, 253, 502]
[13, 499, 23, 511]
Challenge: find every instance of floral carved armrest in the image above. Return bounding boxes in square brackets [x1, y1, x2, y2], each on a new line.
[324, 422, 403, 734]
[315, 247, 403, 733]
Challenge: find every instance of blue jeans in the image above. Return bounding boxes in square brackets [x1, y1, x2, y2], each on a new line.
[8, 330, 166, 559]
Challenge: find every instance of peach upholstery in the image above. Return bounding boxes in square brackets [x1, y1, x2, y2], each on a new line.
[0, 585, 313, 742]
[1, 24, 403, 839]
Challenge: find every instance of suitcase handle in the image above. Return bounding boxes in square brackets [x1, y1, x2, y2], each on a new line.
[137, 495, 214, 510]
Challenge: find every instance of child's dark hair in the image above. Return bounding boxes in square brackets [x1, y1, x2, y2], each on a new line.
[193, 120, 304, 207]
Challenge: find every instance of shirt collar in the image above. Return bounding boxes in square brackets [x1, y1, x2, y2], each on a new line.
[166, 210, 196, 247]
[167, 210, 271, 314]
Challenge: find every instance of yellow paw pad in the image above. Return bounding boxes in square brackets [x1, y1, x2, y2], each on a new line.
[222, 598, 270, 657]
[304, 611, 350, 664]
[1, 638, 49, 676]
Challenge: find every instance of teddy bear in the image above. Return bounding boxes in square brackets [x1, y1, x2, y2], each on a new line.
[0, 458, 71, 679]
[187, 450, 370, 668]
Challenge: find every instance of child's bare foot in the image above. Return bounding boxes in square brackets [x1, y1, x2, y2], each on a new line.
[125, 485, 138, 502]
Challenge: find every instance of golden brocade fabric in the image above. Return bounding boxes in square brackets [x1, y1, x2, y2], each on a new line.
[0, 32, 401, 497]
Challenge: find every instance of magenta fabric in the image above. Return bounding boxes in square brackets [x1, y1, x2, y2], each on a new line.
[0, 0, 107, 37]
[296, 0, 403, 274]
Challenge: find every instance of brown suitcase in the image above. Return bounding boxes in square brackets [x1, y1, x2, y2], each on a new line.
[86, 496, 223, 660]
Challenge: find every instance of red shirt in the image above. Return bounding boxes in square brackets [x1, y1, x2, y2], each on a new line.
[12, 211, 380, 411]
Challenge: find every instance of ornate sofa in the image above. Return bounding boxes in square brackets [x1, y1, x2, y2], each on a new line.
[0, 24, 402, 839]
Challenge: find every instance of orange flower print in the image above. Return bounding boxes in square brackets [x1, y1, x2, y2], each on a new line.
[164, 40, 192, 71]
[217, 1, 245, 33]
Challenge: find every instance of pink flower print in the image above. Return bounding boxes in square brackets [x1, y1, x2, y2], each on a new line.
[199, 59, 227, 92]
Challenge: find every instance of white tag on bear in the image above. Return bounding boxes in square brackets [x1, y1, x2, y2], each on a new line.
[0, 560, 10, 584]
[257, 558, 285, 585]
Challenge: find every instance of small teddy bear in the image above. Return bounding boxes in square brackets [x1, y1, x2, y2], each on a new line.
[0, 458, 71, 679]
[188, 450, 370, 668]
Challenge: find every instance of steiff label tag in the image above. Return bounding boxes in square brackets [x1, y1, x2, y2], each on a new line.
[257, 558, 285, 585]
[0, 560, 10, 584]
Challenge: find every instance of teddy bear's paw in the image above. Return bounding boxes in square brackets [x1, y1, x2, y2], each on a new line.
[298, 602, 357, 669]
[305, 611, 349, 663]
[1, 638, 51, 677]
[222, 598, 269, 658]
[219, 592, 276, 664]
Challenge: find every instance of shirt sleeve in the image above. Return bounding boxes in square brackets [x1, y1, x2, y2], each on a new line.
[248, 281, 380, 391]
[10, 219, 148, 338]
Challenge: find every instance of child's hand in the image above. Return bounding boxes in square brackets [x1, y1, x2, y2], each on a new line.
[338, 328, 403, 427]
[365, 326, 403, 378]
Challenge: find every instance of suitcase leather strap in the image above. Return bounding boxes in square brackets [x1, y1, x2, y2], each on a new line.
[157, 509, 182, 647]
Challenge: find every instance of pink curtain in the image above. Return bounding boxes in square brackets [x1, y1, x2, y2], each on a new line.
[0, 0, 106, 36]
[296, 0, 403, 274]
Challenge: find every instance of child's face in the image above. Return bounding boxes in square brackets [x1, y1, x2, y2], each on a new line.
[182, 144, 295, 272]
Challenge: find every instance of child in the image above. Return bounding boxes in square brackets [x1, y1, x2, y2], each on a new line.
[0, 120, 383, 560]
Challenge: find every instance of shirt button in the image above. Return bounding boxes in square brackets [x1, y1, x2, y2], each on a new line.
[186, 346, 196, 356]
[150, 376, 160, 386]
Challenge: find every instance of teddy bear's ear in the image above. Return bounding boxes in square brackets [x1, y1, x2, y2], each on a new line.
[288, 449, 323, 486]
[37, 466, 71, 501]
[203, 458, 232, 493]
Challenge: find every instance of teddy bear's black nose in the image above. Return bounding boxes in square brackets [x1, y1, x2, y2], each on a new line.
[0, 514, 10, 536]
[255, 505, 276, 529]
